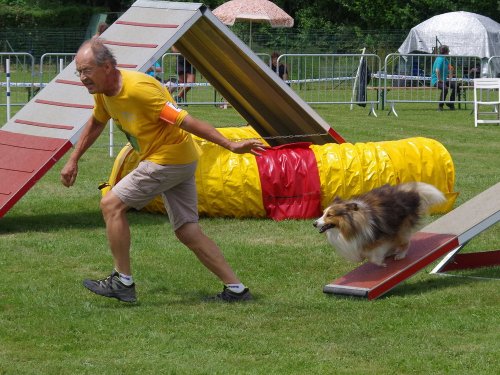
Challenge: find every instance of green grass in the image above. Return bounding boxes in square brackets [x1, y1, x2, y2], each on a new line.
[0, 103, 499, 374]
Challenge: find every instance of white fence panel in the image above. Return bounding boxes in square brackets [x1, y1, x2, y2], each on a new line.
[0, 53, 35, 115]
[278, 53, 381, 114]
[382, 53, 481, 116]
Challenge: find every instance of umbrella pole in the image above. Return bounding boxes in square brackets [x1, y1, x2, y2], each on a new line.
[249, 21, 252, 49]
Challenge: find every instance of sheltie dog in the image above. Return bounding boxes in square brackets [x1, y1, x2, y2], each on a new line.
[313, 182, 446, 266]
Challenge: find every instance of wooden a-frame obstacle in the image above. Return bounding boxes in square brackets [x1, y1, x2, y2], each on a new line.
[323, 182, 500, 300]
[0, 1, 344, 219]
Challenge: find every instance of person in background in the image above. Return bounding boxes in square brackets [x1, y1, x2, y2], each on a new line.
[146, 61, 162, 82]
[61, 38, 266, 303]
[95, 22, 109, 36]
[431, 45, 460, 111]
[467, 64, 480, 79]
[171, 45, 196, 104]
[271, 52, 289, 83]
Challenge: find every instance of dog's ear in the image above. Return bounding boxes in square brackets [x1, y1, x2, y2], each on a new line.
[346, 202, 359, 211]
[332, 196, 342, 204]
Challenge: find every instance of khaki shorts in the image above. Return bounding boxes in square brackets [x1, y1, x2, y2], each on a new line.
[112, 160, 198, 230]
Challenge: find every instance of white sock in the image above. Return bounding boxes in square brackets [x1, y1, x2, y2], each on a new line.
[118, 272, 134, 286]
[226, 283, 245, 294]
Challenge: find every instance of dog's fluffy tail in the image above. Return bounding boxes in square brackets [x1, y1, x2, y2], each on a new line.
[401, 182, 446, 214]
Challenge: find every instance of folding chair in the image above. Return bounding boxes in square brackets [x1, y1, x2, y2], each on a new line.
[473, 78, 500, 127]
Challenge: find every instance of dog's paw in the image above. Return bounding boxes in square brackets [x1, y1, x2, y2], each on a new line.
[367, 253, 388, 267]
[369, 259, 387, 267]
[394, 253, 407, 261]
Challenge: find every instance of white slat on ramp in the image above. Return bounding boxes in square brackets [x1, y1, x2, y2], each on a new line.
[0, 1, 345, 218]
[323, 182, 500, 299]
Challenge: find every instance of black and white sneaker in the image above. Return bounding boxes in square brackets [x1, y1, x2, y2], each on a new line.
[83, 271, 136, 303]
[211, 286, 252, 302]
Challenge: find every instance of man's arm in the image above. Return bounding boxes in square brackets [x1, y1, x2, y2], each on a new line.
[435, 60, 442, 82]
[60, 116, 106, 187]
[179, 115, 266, 156]
[435, 67, 441, 82]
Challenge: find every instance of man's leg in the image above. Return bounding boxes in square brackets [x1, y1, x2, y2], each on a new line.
[82, 191, 136, 302]
[183, 72, 195, 98]
[176, 72, 186, 100]
[174, 222, 252, 302]
[100, 191, 131, 275]
[449, 81, 459, 103]
[164, 164, 251, 301]
[164, 170, 238, 284]
[177, 71, 195, 101]
[175, 222, 239, 284]
[437, 81, 448, 110]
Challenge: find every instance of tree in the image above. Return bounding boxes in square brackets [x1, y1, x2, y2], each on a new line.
[336, 0, 500, 30]
[2, 0, 499, 31]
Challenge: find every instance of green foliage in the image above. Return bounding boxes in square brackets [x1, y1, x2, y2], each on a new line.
[337, 0, 500, 29]
[1, 0, 499, 30]
[0, 2, 97, 28]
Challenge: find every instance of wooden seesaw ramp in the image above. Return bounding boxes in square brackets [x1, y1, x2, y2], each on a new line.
[323, 182, 500, 300]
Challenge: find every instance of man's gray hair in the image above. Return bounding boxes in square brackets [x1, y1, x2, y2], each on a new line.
[79, 37, 117, 67]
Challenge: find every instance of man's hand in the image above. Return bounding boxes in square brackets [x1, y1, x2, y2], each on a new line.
[228, 139, 268, 156]
[179, 115, 268, 156]
[60, 160, 78, 187]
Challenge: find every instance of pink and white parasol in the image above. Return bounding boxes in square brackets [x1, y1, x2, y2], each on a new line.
[213, 0, 294, 47]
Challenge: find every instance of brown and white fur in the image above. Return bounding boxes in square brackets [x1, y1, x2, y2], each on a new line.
[313, 182, 446, 266]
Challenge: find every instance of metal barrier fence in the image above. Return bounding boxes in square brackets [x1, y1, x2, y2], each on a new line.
[0, 53, 35, 111]
[381, 53, 482, 116]
[156, 53, 381, 111]
[2, 51, 499, 123]
[487, 56, 500, 77]
[39, 53, 76, 84]
[0, 52, 76, 114]
[278, 53, 381, 115]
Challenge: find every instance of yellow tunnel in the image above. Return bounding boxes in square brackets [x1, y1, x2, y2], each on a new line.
[102, 126, 457, 219]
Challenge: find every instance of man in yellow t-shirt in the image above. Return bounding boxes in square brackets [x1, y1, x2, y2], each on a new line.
[61, 38, 265, 303]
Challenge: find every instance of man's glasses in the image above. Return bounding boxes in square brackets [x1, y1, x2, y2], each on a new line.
[74, 68, 94, 78]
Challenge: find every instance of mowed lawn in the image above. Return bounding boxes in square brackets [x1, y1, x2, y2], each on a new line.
[0, 102, 499, 374]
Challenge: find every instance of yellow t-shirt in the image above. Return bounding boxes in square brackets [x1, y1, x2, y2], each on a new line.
[92, 69, 199, 165]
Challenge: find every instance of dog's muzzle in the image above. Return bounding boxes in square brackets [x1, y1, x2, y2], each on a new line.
[313, 221, 334, 234]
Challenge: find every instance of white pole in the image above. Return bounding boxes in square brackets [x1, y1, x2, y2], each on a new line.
[6, 58, 11, 120]
[59, 58, 64, 73]
[109, 119, 114, 157]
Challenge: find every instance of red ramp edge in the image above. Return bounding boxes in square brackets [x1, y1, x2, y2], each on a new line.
[323, 232, 460, 300]
[0, 130, 72, 218]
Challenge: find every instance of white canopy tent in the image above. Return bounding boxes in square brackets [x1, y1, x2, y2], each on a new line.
[398, 11, 500, 76]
